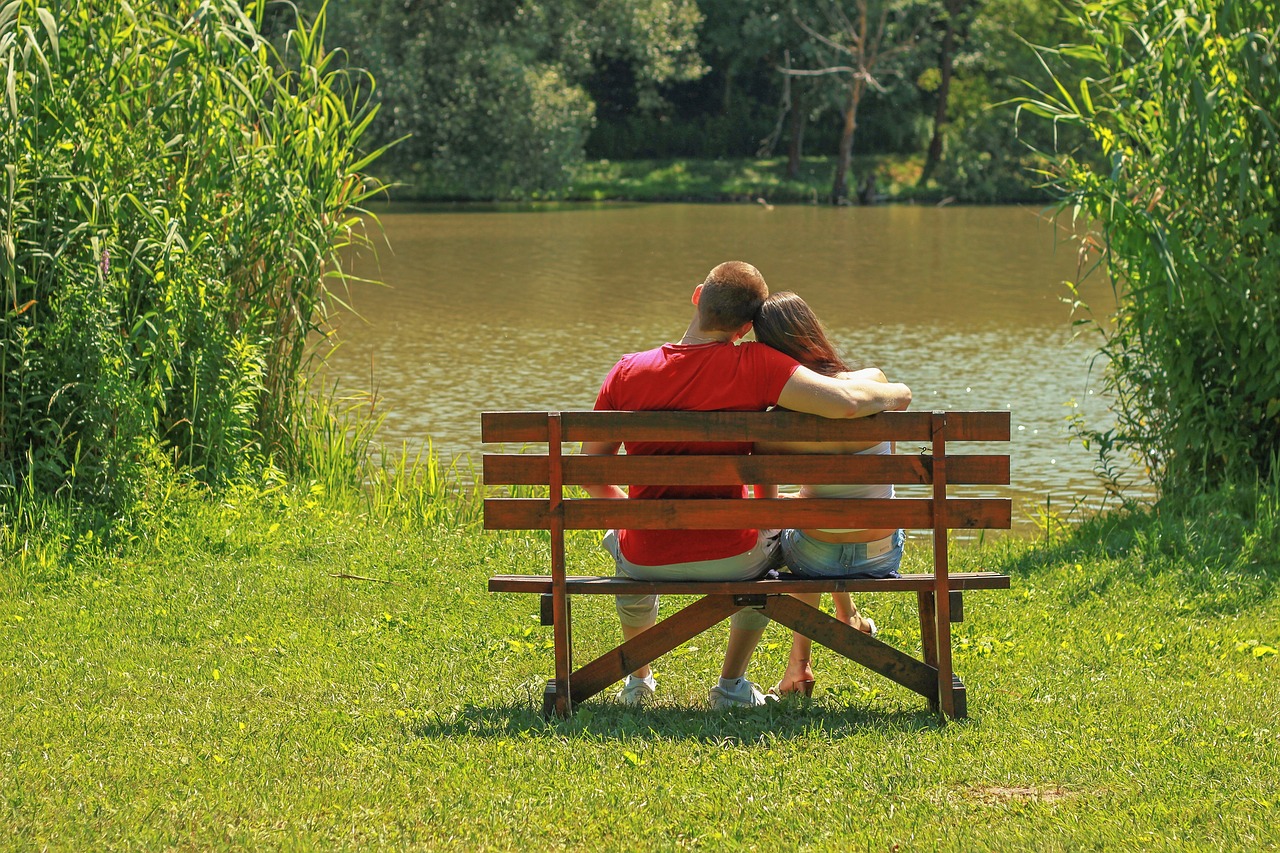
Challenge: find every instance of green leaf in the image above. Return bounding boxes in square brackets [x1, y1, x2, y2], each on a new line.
[0, 1, 21, 34]
[35, 6, 56, 63]
[4, 47, 14, 116]
[1058, 44, 1105, 64]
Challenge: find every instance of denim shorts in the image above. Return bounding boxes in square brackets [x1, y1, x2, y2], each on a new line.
[780, 528, 905, 579]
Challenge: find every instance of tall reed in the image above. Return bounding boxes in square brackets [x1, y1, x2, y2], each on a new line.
[0, 0, 391, 511]
[1018, 0, 1280, 494]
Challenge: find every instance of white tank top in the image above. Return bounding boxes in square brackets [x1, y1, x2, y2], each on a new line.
[796, 441, 894, 533]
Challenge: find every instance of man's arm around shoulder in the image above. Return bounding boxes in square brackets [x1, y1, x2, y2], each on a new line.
[776, 366, 911, 419]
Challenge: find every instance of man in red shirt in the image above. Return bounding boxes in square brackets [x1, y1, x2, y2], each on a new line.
[584, 261, 911, 707]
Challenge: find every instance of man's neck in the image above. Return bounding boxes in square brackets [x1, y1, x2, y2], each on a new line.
[678, 321, 735, 346]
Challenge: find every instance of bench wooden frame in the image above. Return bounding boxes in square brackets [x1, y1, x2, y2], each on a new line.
[482, 409, 1011, 719]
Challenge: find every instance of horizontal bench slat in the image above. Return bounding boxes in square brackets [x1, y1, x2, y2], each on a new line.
[484, 453, 1009, 487]
[484, 497, 1011, 530]
[487, 572, 1011, 594]
[482, 410, 1011, 444]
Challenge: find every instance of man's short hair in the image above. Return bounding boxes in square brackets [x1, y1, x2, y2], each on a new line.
[698, 261, 769, 331]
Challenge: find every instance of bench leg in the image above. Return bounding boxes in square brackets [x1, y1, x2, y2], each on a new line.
[918, 591, 969, 718]
[950, 675, 967, 720]
[567, 595, 744, 706]
[542, 680, 559, 717]
[917, 591, 939, 670]
[550, 592, 572, 718]
[935, 594, 958, 720]
[761, 596, 936, 701]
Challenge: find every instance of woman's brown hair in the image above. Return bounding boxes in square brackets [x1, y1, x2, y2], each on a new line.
[753, 291, 850, 377]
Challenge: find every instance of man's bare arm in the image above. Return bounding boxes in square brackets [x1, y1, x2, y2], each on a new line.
[580, 440, 627, 499]
[776, 365, 911, 419]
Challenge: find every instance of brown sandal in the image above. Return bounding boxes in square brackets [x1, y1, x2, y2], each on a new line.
[768, 670, 816, 698]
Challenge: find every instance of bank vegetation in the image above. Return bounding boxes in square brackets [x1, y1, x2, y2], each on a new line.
[0, 1, 1277, 847]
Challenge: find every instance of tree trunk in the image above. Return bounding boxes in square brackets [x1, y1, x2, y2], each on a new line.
[831, 83, 862, 205]
[786, 83, 805, 180]
[919, 1, 961, 186]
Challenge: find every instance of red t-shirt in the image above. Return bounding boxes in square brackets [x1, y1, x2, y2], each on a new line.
[593, 341, 800, 566]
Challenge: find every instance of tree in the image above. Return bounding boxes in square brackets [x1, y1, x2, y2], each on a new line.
[1022, 0, 1280, 492]
[925, 0, 1084, 201]
[916, 0, 974, 185]
[788, 0, 928, 203]
[305, 0, 705, 199]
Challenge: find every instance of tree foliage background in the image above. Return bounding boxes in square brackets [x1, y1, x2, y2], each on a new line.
[296, 0, 706, 199]
[288, 0, 1082, 201]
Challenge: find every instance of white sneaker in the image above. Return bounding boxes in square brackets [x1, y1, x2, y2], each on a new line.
[709, 678, 774, 709]
[616, 674, 657, 705]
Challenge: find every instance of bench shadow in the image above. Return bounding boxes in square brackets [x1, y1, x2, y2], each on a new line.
[411, 697, 953, 743]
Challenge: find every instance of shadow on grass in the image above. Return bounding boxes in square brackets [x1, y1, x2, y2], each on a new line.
[413, 697, 953, 744]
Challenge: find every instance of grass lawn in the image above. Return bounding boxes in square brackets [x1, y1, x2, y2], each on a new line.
[383, 155, 954, 206]
[564, 156, 931, 205]
[2, 482, 1277, 850]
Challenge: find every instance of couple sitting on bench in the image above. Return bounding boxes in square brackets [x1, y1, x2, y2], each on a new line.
[583, 260, 913, 708]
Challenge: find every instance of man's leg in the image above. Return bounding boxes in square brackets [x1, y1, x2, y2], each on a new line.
[717, 528, 783, 679]
[605, 530, 659, 680]
[620, 621, 656, 679]
[613, 599, 659, 704]
[721, 621, 767, 680]
[710, 605, 775, 708]
[608, 528, 781, 705]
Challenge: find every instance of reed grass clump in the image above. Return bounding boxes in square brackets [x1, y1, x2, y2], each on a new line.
[1020, 0, 1280, 495]
[0, 0, 388, 512]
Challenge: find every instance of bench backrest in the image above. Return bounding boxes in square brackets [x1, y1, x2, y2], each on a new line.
[482, 410, 1012, 536]
[483, 409, 1011, 719]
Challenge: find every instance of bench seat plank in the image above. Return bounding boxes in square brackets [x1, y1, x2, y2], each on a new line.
[487, 571, 1011, 595]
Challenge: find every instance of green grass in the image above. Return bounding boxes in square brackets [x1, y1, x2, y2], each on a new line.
[2, 479, 1278, 850]
[565, 156, 931, 204]
[385, 154, 951, 206]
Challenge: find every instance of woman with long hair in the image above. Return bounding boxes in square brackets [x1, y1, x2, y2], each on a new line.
[753, 291, 906, 696]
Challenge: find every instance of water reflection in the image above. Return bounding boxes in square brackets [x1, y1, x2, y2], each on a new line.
[321, 203, 1125, 527]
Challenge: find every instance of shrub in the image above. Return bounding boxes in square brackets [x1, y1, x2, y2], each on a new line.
[1021, 0, 1280, 494]
[0, 1, 386, 509]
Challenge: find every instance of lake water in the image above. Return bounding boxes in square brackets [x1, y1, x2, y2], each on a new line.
[322, 203, 1125, 528]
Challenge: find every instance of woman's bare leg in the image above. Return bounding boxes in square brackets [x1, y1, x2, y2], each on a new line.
[833, 592, 875, 634]
[833, 592, 854, 625]
[775, 592, 821, 693]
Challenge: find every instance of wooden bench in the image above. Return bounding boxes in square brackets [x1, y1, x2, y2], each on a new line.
[482, 409, 1011, 719]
